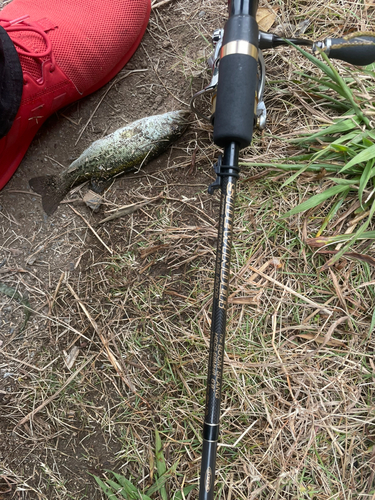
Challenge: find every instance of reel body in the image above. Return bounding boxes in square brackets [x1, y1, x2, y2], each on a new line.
[190, 28, 267, 131]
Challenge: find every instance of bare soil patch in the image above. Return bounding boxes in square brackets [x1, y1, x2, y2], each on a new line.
[0, 2, 223, 498]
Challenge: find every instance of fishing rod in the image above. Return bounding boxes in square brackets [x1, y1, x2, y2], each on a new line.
[191, 2, 375, 499]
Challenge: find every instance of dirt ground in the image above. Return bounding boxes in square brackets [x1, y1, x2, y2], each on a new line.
[0, 1, 224, 498]
[1, 0, 375, 499]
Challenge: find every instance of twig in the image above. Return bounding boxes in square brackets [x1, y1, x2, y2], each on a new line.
[26, 226, 78, 265]
[3, 190, 41, 196]
[187, 145, 197, 176]
[50, 271, 65, 312]
[272, 293, 297, 405]
[0, 350, 59, 373]
[247, 265, 333, 315]
[218, 420, 258, 448]
[353, 280, 375, 290]
[241, 170, 274, 183]
[66, 283, 152, 410]
[99, 194, 163, 224]
[15, 355, 95, 428]
[302, 316, 350, 359]
[69, 205, 113, 254]
[165, 196, 216, 225]
[151, 0, 175, 9]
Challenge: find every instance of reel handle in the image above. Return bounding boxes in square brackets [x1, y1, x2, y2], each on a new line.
[315, 33, 375, 65]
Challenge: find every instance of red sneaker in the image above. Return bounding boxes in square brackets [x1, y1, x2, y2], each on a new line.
[0, 0, 151, 190]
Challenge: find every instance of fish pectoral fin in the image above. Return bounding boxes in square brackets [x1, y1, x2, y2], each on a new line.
[89, 178, 113, 194]
[29, 175, 67, 216]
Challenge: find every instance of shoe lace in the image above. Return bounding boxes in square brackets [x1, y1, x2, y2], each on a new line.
[1, 15, 56, 80]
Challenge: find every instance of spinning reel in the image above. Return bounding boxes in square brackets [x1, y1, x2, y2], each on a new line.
[191, 29, 375, 131]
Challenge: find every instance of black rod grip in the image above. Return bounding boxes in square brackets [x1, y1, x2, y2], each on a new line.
[230, 0, 258, 17]
[213, 14, 258, 149]
[199, 439, 218, 500]
[326, 34, 375, 65]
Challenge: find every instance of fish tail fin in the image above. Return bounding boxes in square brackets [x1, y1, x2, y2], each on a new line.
[29, 175, 66, 215]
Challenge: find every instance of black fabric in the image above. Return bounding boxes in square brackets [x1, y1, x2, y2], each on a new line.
[0, 25, 23, 139]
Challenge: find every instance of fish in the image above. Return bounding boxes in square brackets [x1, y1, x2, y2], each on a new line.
[29, 110, 189, 215]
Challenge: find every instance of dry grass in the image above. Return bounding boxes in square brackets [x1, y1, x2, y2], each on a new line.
[1, 0, 375, 499]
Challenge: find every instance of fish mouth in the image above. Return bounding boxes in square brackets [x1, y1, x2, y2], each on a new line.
[172, 109, 191, 125]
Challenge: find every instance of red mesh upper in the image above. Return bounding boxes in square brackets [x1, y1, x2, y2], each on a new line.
[0, 0, 150, 190]
[9, 30, 48, 80]
[1, 0, 149, 93]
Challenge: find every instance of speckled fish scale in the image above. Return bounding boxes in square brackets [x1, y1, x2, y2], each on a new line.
[29, 110, 189, 215]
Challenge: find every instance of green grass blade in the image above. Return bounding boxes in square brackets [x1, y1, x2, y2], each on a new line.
[296, 118, 359, 143]
[307, 230, 375, 246]
[363, 62, 375, 75]
[240, 162, 362, 174]
[294, 128, 357, 146]
[110, 474, 142, 495]
[303, 89, 351, 110]
[155, 429, 168, 500]
[294, 45, 369, 127]
[146, 462, 178, 496]
[281, 163, 311, 187]
[145, 475, 170, 497]
[287, 153, 318, 161]
[173, 485, 196, 499]
[287, 42, 337, 81]
[327, 130, 360, 146]
[363, 137, 374, 148]
[327, 177, 360, 185]
[0, 283, 31, 332]
[93, 476, 118, 499]
[105, 479, 136, 499]
[330, 144, 350, 154]
[110, 473, 137, 491]
[359, 160, 375, 207]
[324, 198, 375, 266]
[319, 51, 370, 127]
[351, 130, 375, 145]
[369, 309, 375, 340]
[294, 72, 352, 107]
[299, 76, 348, 101]
[282, 184, 351, 218]
[316, 194, 348, 237]
[339, 143, 375, 173]
[108, 474, 153, 500]
[307, 140, 354, 165]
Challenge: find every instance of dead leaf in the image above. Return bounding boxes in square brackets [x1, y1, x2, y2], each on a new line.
[314, 249, 375, 267]
[329, 269, 347, 310]
[296, 333, 345, 347]
[256, 8, 276, 32]
[343, 252, 375, 267]
[139, 244, 169, 259]
[228, 295, 260, 305]
[297, 19, 311, 35]
[312, 168, 327, 181]
[64, 346, 80, 370]
[83, 190, 102, 212]
[305, 237, 329, 248]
